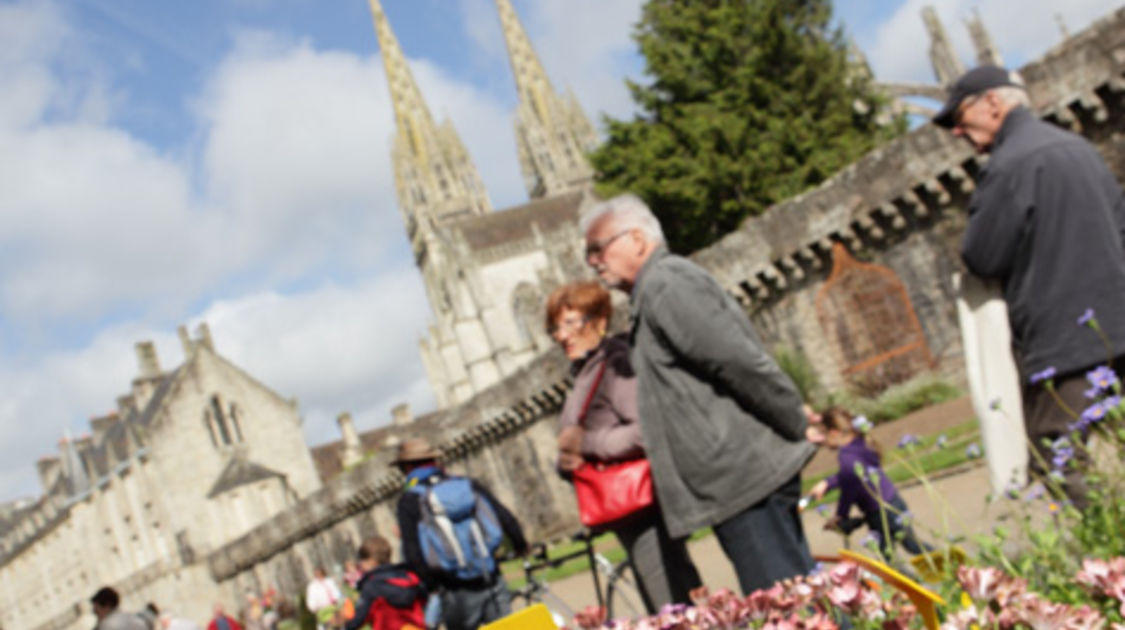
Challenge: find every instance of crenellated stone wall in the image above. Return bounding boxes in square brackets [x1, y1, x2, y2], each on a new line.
[207, 4, 1125, 612]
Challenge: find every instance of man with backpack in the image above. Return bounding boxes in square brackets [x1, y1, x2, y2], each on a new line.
[393, 437, 528, 630]
[341, 536, 427, 630]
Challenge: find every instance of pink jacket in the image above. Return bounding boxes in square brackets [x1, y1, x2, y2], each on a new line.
[558, 334, 645, 463]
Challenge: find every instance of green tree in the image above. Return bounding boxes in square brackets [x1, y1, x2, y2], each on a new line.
[591, 0, 902, 253]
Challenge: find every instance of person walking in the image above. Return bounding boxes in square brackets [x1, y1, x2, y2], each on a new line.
[933, 65, 1125, 508]
[547, 280, 703, 612]
[90, 587, 149, 630]
[809, 408, 930, 559]
[580, 193, 820, 595]
[341, 536, 427, 630]
[392, 438, 528, 630]
[206, 604, 242, 630]
[305, 567, 342, 630]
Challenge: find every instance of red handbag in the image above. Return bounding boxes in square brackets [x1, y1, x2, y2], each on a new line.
[570, 361, 654, 529]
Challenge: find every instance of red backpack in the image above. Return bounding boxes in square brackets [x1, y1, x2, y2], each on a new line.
[364, 569, 427, 630]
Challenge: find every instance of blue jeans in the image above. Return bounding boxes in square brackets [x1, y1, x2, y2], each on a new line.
[439, 578, 511, 630]
[712, 474, 815, 594]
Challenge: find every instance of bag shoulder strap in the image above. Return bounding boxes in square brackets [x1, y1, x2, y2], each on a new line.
[577, 360, 609, 429]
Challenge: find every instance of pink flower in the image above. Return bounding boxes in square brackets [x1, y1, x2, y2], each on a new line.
[572, 604, 606, 629]
[1074, 557, 1125, 592]
[957, 565, 1009, 601]
[939, 608, 980, 630]
[826, 580, 862, 614]
[1062, 605, 1105, 630]
[802, 611, 840, 630]
[1016, 595, 1079, 630]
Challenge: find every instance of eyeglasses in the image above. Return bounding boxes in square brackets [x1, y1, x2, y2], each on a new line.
[548, 315, 588, 337]
[584, 229, 632, 261]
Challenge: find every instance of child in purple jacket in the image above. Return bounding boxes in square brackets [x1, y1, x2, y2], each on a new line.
[809, 407, 929, 559]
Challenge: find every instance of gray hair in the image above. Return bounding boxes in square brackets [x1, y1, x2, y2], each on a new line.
[989, 86, 1030, 109]
[579, 193, 665, 245]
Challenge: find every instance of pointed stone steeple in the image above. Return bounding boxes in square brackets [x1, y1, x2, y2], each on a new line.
[494, 0, 598, 199]
[965, 10, 1003, 67]
[367, 0, 492, 318]
[922, 6, 965, 86]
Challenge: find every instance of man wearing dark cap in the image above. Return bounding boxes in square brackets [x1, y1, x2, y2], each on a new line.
[392, 437, 528, 630]
[935, 65, 1125, 508]
[90, 587, 148, 630]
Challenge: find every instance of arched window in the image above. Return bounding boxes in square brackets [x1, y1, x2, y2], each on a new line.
[229, 403, 244, 442]
[203, 411, 218, 447]
[209, 395, 232, 445]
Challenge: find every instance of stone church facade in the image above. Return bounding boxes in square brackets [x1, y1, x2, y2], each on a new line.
[0, 326, 321, 630]
[6, 4, 1125, 630]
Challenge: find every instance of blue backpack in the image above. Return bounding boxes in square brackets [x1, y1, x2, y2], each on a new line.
[408, 476, 505, 581]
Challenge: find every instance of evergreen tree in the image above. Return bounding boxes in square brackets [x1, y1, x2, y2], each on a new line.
[591, 0, 902, 253]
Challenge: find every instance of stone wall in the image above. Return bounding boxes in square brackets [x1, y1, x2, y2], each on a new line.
[205, 4, 1125, 615]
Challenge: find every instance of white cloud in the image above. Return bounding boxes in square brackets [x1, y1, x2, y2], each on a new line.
[865, 0, 1123, 86]
[195, 269, 435, 447]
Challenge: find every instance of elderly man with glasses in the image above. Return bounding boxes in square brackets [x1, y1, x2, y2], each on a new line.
[934, 65, 1125, 509]
[580, 193, 821, 594]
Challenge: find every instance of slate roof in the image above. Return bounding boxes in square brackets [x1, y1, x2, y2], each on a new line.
[207, 457, 286, 499]
[453, 191, 584, 252]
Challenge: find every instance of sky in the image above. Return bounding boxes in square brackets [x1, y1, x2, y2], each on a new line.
[0, 0, 1120, 503]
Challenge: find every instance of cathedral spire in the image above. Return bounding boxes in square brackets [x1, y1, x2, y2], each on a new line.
[367, 0, 491, 234]
[367, 0, 491, 317]
[965, 9, 1003, 67]
[922, 6, 965, 86]
[494, 0, 599, 199]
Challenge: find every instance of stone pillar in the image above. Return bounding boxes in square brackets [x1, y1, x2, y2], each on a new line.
[134, 341, 161, 379]
[337, 413, 363, 469]
[178, 325, 193, 358]
[391, 404, 413, 427]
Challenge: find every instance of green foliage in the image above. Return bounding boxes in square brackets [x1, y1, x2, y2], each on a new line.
[590, 0, 904, 252]
[829, 374, 963, 423]
[774, 344, 821, 404]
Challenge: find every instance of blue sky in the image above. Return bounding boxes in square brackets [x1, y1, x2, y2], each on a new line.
[0, 0, 1119, 503]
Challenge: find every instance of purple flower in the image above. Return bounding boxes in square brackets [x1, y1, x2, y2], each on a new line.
[1048, 470, 1066, 483]
[894, 510, 914, 527]
[1077, 308, 1095, 326]
[897, 434, 920, 449]
[965, 443, 982, 459]
[1050, 436, 1074, 468]
[988, 397, 1002, 410]
[816, 503, 829, 517]
[1081, 401, 1108, 425]
[1023, 484, 1045, 502]
[1030, 366, 1057, 384]
[1086, 366, 1120, 392]
[851, 415, 873, 433]
[936, 434, 948, 449]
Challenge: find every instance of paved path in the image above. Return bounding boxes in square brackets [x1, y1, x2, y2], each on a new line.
[533, 463, 1010, 617]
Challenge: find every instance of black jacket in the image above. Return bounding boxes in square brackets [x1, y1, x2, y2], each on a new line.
[962, 106, 1125, 377]
[343, 563, 425, 630]
[395, 470, 528, 590]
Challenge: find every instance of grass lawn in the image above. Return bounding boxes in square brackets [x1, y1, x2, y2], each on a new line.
[503, 418, 983, 586]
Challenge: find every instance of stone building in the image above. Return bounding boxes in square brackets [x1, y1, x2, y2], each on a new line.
[1, 325, 320, 630]
[367, 0, 599, 410]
